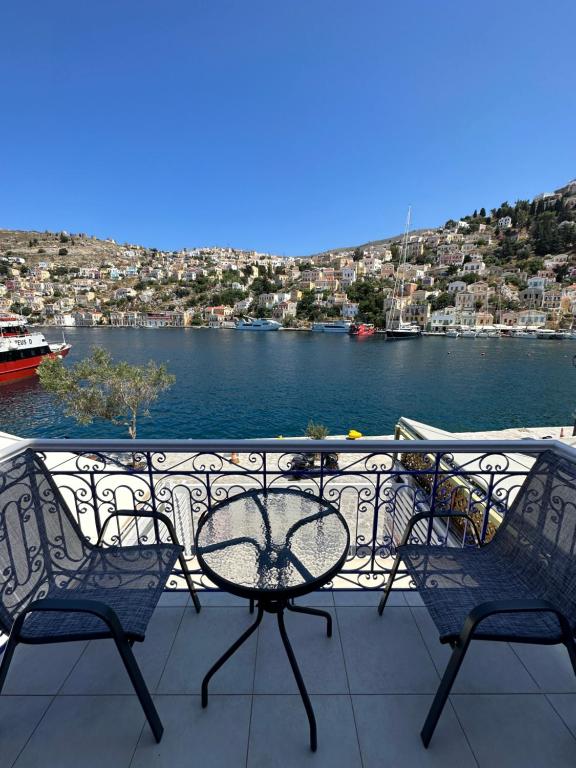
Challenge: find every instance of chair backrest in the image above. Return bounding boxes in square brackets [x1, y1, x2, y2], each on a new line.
[491, 449, 576, 621]
[0, 449, 91, 633]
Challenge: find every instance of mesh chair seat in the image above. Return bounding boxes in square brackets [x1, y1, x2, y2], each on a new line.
[19, 543, 181, 641]
[401, 543, 565, 642]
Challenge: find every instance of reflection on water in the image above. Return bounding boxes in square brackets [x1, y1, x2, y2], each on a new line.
[0, 326, 573, 440]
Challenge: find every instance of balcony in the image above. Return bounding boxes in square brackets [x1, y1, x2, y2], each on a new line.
[2, 437, 576, 767]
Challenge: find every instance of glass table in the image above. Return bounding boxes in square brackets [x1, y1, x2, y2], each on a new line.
[196, 487, 350, 751]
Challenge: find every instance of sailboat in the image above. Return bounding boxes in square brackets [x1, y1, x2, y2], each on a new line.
[385, 207, 422, 340]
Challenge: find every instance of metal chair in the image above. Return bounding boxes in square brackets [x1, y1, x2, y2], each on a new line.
[378, 449, 576, 747]
[0, 449, 200, 742]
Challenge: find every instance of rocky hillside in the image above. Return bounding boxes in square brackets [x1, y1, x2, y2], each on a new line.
[0, 229, 148, 268]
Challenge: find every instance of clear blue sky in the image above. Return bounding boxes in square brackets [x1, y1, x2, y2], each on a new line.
[1, 1, 575, 255]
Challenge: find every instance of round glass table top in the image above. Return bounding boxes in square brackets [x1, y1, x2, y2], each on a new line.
[196, 489, 349, 597]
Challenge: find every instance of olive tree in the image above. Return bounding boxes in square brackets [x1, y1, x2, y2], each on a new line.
[38, 346, 175, 439]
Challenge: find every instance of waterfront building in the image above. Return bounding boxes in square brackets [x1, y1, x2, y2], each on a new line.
[517, 308, 547, 327]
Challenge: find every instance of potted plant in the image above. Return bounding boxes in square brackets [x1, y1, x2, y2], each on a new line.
[305, 420, 329, 465]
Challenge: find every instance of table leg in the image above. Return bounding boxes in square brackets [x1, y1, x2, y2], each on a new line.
[201, 603, 263, 708]
[286, 603, 332, 638]
[277, 607, 317, 752]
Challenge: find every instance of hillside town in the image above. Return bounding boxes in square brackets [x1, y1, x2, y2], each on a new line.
[2, 179, 576, 333]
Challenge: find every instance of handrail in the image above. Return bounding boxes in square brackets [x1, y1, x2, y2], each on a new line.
[1, 437, 575, 462]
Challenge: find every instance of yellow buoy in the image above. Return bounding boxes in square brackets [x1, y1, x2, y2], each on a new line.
[347, 429, 362, 440]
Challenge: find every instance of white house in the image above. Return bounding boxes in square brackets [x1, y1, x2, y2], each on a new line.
[447, 280, 467, 293]
[341, 302, 359, 318]
[430, 306, 458, 329]
[517, 309, 547, 327]
[498, 216, 513, 229]
[461, 258, 486, 276]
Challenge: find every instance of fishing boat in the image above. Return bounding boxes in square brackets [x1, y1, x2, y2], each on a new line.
[311, 321, 351, 333]
[348, 323, 375, 337]
[235, 317, 282, 331]
[385, 207, 421, 340]
[0, 313, 71, 383]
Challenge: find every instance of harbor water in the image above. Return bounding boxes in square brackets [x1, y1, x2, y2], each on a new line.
[0, 327, 572, 440]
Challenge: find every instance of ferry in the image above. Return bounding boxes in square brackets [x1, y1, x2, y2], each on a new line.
[0, 314, 71, 383]
[349, 323, 375, 337]
[235, 318, 281, 331]
[311, 321, 351, 333]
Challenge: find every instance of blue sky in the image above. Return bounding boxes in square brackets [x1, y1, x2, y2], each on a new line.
[1, 1, 575, 255]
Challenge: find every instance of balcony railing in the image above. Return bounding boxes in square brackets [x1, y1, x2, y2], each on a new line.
[2, 436, 575, 591]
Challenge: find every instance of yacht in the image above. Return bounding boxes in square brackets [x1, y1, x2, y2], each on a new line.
[235, 318, 281, 331]
[445, 329, 460, 338]
[460, 329, 477, 338]
[384, 207, 421, 340]
[386, 322, 422, 339]
[536, 329, 563, 340]
[311, 321, 351, 333]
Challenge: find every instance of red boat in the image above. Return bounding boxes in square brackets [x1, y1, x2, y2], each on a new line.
[0, 313, 71, 383]
[348, 323, 375, 337]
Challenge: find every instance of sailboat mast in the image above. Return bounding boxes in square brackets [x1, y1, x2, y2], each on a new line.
[398, 206, 411, 325]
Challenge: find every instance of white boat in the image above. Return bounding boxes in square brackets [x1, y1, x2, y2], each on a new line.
[311, 321, 351, 333]
[513, 329, 534, 338]
[445, 329, 460, 338]
[460, 329, 477, 338]
[536, 329, 563, 340]
[235, 318, 281, 331]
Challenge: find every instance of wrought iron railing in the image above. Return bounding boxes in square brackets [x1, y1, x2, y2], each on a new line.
[1, 436, 575, 590]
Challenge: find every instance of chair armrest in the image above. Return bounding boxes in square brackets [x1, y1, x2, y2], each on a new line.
[458, 598, 573, 644]
[399, 511, 483, 548]
[97, 509, 183, 549]
[13, 598, 124, 640]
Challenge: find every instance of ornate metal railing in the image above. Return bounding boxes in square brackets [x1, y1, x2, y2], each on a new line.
[1, 437, 575, 591]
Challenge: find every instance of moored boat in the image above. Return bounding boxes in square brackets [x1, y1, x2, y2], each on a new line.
[311, 321, 351, 333]
[386, 322, 422, 339]
[536, 329, 563, 340]
[235, 317, 282, 331]
[445, 329, 460, 338]
[0, 314, 71, 383]
[348, 323, 375, 337]
[384, 207, 421, 341]
[460, 329, 477, 338]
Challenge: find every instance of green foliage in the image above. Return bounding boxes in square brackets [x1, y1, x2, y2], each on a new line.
[211, 288, 245, 306]
[296, 289, 317, 320]
[58, 247, 68, 256]
[430, 292, 453, 311]
[345, 278, 386, 324]
[38, 347, 175, 439]
[531, 212, 561, 255]
[305, 420, 329, 440]
[250, 275, 275, 295]
[59, 232, 70, 243]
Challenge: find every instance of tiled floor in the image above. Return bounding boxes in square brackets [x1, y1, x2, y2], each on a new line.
[2, 590, 576, 767]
